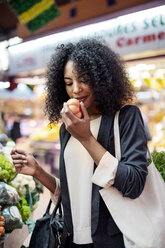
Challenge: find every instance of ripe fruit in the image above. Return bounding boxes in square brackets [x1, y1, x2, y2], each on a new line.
[67, 99, 82, 118]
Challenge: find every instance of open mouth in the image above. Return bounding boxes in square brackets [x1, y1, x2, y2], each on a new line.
[76, 96, 88, 102]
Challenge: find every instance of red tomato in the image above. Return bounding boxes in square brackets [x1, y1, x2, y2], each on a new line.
[67, 98, 82, 118]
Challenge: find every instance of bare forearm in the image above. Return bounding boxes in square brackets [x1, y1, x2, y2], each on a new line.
[80, 135, 106, 165]
[35, 166, 57, 194]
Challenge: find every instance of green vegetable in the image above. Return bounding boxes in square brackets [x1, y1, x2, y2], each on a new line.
[16, 197, 31, 222]
[0, 154, 16, 182]
[25, 185, 40, 212]
[19, 206, 31, 222]
[150, 151, 165, 182]
[33, 177, 44, 194]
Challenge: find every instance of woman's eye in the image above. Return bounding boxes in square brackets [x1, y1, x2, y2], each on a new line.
[65, 82, 72, 86]
[80, 79, 88, 84]
[79, 77, 90, 84]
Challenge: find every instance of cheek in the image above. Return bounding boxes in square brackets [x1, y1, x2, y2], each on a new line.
[86, 92, 94, 103]
[86, 86, 94, 98]
[85, 95, 95, 110]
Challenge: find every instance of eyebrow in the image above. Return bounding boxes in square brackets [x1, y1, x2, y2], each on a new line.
[64, 77, 72, 80]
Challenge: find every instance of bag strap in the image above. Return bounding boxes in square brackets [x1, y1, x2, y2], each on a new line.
[42, 196, 62, 219]
[43, 199, 52, 216]
[114, 110, 121, 160]
[51, 195, 62, 219]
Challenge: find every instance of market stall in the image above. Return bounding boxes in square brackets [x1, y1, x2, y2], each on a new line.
[126, 56, 165, 152]
[0, 136, 44, 248]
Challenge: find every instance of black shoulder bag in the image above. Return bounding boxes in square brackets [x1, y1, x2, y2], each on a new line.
[29, 196, 70, 248]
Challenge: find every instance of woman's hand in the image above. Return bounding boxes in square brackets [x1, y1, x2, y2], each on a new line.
[11, 149, 58, 194]
[61, 101, 92, 142]
[10, 149, 40, 178]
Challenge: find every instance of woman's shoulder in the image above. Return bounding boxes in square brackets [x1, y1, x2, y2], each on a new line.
[121, 104, 139, 111]
[119, 104, 143, 123]
[120, 104, 141, 115]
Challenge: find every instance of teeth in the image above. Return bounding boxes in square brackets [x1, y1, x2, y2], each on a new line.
[78, 97, 86, 101]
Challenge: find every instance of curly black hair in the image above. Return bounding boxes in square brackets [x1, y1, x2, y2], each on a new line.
[45, 38, 134, 123]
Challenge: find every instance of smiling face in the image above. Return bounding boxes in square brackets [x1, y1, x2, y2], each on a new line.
[64, 60, 100, 115]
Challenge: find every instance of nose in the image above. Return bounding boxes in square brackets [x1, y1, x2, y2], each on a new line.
[73, 81, 82, 94]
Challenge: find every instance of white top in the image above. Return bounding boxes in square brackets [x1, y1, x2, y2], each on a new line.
[51, 117, 119, 244]
[64, 117, 101, 244]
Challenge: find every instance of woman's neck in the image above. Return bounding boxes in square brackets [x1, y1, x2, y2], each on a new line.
[87, 106, 102, 120]
[89, 113, 102, 120]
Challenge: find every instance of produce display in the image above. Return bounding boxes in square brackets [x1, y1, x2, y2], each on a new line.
[11, 174, 36, 197]
[0, 133, 43, 247]
[16, 197, 31, 222]
[127, 61, 165, 152]
[0, 206, 5, 238]
[29, 123, 60, 142]
[139, 100, 165, 152]
[150, 151, 165, 182]
[0, 154, 16, 182]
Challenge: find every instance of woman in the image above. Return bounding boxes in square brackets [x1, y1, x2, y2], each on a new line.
[11, 38, 148, 248]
